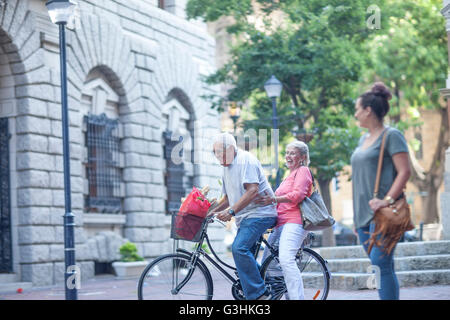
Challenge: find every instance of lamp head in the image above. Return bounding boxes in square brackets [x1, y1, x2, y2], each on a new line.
[46, 0, 77, 24]
[264, 75, 282, 98]
[228, 102, 241, 119]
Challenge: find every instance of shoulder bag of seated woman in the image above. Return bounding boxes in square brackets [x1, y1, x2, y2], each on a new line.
[366, 130, 415, 255]
[299, 169, 335, 231]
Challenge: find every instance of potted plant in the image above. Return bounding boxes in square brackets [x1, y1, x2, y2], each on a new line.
[112, 242, 148, 279]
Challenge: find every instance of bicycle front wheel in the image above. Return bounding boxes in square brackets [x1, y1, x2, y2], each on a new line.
[137, 253, 213, 300]
[261, 248, 330, 300]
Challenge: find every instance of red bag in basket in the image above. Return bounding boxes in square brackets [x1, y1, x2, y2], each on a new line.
[174, 214, 204, 241]
[178, 187, 211, 218]
[174, 187, 211, 241]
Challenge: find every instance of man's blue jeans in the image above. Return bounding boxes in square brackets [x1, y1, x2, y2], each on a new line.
[357, 223, 399, 300]
[232, 217, 277, 300]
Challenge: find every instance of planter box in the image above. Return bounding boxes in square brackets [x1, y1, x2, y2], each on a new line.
[112, 261, 148, 279]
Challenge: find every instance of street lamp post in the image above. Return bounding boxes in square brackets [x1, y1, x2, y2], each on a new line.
[46, 0, 78, 300]
[264, 75, 283, 189]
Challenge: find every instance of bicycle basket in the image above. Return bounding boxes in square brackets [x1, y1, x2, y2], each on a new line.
[170, 211, 206, 242]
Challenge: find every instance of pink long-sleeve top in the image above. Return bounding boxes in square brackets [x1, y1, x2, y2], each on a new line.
[275, 166, 313, 227]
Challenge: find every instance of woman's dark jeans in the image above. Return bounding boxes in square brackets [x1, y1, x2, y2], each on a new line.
[357, 222, 400, 300]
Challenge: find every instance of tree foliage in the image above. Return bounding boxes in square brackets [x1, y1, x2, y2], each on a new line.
[364, 0, 448, 223]
[366, 0, 447, 127]
[188, 0, 374, 184]
[187, 0, 448, 227]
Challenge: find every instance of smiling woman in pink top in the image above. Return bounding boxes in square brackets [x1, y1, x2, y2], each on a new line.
[256, 140, 313, 300]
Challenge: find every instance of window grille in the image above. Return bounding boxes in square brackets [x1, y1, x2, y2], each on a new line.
[84, 113, 122, 213]
[163, 130, 186, 213]
[0, 117, 12, 272]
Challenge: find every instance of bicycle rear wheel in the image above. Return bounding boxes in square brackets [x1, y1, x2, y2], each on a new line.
[261, 248, 330, 300]
[137, 253, 213, 300]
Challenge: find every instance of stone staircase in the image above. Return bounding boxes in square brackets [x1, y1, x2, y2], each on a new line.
[0, 274, 32, 294]
[311, 240, 450, 290]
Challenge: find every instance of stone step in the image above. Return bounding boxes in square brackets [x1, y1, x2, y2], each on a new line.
[301, 269, 450, 290]
[316, 240, 450, 260]
[0, 282, 33, 294]
[397, 269, 450, 287]
[319, 254, 450, 273]
[396, 255, 450, 272]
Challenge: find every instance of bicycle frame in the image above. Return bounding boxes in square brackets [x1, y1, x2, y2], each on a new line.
[140, 213, 328, 300]
[171, 215, 281, 296]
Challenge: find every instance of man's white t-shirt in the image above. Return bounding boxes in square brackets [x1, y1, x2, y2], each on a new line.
[222, 149, 277, 227]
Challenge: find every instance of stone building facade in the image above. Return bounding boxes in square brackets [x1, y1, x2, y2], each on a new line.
[0, 0, 223, 287]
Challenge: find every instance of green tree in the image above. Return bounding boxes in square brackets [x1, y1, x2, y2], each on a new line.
[365, 0, 448, 223]
[188, 0, 374, 245]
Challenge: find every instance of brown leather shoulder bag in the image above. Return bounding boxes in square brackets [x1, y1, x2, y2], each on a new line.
[366, 130, 415, 255]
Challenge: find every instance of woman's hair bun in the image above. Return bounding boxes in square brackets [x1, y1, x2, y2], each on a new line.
[358, 82, 391, 120]
[371, 82, 392, 101]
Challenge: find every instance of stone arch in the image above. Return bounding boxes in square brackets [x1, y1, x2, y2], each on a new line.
[80, 65, 128, 120]
[0, 1, 34, 117]
[0, 30, 18, 118]
[161, 87, 198, 212]
[63, 13, 144, 269]
[151, 43, 211, 193]
[80, 65, 126, 212]
[0, 1, 38, 278]
[65, 12, 138, 112]
[85, 65, 128, 106]
[166, 88, 196, 120]
[64, 11, 139, 215]
[151, 41, 202, 120]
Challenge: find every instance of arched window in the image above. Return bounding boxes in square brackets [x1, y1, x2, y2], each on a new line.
[80, 71, 123, 214]
[162, 98, 194, 213]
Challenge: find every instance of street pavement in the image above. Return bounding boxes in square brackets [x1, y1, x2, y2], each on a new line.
[1, 273, 449, 300]
[2, 250, 449, 301]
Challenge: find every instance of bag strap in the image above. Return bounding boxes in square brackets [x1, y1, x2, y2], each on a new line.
[373, 129, 389, 198]
[308, 168, 317, 189]
[292, 167, 316, 193]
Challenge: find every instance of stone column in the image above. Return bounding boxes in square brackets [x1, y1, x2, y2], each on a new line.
[440, 0, 450, 240]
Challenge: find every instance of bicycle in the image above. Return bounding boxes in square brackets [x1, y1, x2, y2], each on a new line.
[137, 212, 331, 300]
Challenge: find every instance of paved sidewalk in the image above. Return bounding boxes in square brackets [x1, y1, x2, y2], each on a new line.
[1, 274, 449, 300]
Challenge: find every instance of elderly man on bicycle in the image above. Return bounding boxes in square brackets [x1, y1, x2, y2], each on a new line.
[211, 132, 277, 300]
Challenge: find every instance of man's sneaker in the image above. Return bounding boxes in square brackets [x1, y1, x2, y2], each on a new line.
[257, 290, 272, 300]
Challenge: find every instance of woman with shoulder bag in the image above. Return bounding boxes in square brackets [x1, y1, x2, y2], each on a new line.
[351, 82, 412, 300]
[255, 140, 313, 300]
